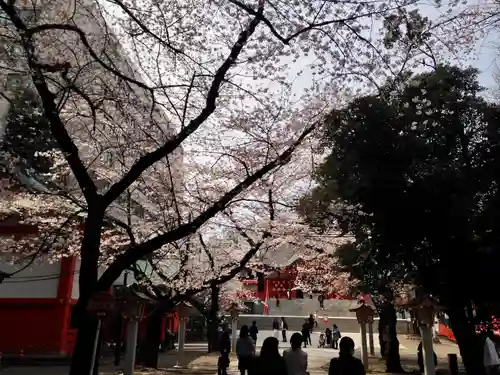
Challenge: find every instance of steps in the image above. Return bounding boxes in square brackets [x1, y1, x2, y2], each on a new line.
[237, 315, 411, 335]
[267, 299, 358, 317]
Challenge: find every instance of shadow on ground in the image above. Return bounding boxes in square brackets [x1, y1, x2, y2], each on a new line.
[0, 350, 216, 375]
[320, 354, 465, 375]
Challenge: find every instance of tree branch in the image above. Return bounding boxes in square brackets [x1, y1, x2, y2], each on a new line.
[97, 121, 316, 290]
[226, 0, 393, 44]
[101, 12, 263, 206]
[198, 233, 216, 272]
[0, 1, 99, 202]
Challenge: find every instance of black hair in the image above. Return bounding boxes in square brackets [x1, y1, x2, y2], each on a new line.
[290, 332, 303, 350]
[339, 336, 355, 357]
[261, 337, 280, 357]
[240, 325, 249, 338]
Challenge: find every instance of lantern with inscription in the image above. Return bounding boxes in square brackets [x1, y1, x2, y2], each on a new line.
[349, 301, 375, 369]
[399, 295, 444, 375]
[174, 302, 195, 369]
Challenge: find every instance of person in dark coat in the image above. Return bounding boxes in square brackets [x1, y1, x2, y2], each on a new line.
[308, 314, 315, 334]
[325, 327, 332, 347]
[328, 336, 365, 375]
[250, 337, 288, 375]
[236, 325, 255, 375]
[332, 324, 341, 349]
[249, 320, 259, 346]
[280, 317, 289, 342]
[218, 327, 231, 375]
[301, 320, 311, 348]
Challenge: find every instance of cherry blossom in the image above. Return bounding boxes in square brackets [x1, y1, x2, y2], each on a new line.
[0, 0, 487, 371]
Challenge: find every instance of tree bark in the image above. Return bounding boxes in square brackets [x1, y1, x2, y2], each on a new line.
[448, 306, 485, 375]
[380, 302, 404, 373]
[207, 284, 220, 352]
[69, 207, 105, 375]
[69, 316, 100, 375]
[136, 308, 163, 368]
[378, 315, 387, 358]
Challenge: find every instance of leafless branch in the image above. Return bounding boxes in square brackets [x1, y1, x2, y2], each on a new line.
[97, 120, 316, 290]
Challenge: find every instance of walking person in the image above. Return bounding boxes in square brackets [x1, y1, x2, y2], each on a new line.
[328, 336, 365, 375]
[325, 327, 332, 348]
[273, 318, 280, 339]
[318, 294, 325, 309]
[283, 332, 308, 375]
[249, 320, 259, 347]
[250, 337, 288, 375]
[301, 320, 311, 348]
[308, 314, 315, 334]
[332, 324, 341, 349]
[236, 325, 255, 375]
[218, 326, 231, 375]
[280, 317, 289, 342]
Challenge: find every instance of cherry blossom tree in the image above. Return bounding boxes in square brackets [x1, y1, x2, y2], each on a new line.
[0, 0, 483, 372]
[293, 253, 357, 296]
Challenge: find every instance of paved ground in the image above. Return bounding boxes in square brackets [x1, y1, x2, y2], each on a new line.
[0, 332, 462, 375]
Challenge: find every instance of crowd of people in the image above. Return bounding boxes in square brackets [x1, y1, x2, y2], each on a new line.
[217, 319, 365, 375]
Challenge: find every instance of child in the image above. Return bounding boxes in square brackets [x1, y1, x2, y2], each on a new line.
[318, 332, 326, 348]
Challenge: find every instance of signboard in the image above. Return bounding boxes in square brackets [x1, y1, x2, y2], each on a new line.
[87, 291, 115, 318]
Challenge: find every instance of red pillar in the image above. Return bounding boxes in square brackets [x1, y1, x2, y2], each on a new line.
[57, 256, 76, 355]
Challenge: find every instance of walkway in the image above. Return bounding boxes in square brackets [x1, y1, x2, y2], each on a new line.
[0, 333, 463, 374]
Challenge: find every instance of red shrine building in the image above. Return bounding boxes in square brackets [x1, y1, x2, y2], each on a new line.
[239, 256, 354, 314]
[0, 254, 179, 357]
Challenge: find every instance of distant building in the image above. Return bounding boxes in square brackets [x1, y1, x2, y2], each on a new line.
[238, 246, 354, 314]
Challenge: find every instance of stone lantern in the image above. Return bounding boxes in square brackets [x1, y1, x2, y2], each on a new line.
[117, 292, 146, 375]
[174, 301, 195, 369]
[228, 302, 240, 353]
[349, 300, 375, 370]
[399, 295, 444, 375]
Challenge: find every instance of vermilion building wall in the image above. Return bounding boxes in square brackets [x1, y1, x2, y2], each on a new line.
[0, 256, 77, 356]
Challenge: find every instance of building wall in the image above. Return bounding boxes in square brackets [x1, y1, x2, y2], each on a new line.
[0, 257, 76, 355]
[71, 258, 130, 299]
[0, 257, 61, 298]
[0, 0, 183, 355]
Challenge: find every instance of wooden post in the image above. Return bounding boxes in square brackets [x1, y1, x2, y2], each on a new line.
[230, 318, 238, 353]
[174, 317, 187, 368]
[420, 325, 436, 375]
[368, 322, 375, 356]
[89, 320, 102, 375]
[123, 320, 139, 375]
[360, 322, 369, 370]
[349, 301, 375, 372]
[448, 353, 458, 375]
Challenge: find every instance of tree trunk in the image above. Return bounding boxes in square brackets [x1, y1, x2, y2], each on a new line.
[378, 316, 387, 358]
[448, 306, 485, 375]
[136, 308, 163, 368]
[69, 316, 100, 375]
[69, 208, 105, 375]
[381, 302, 404, 373]
[208, 284, 220, 352]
